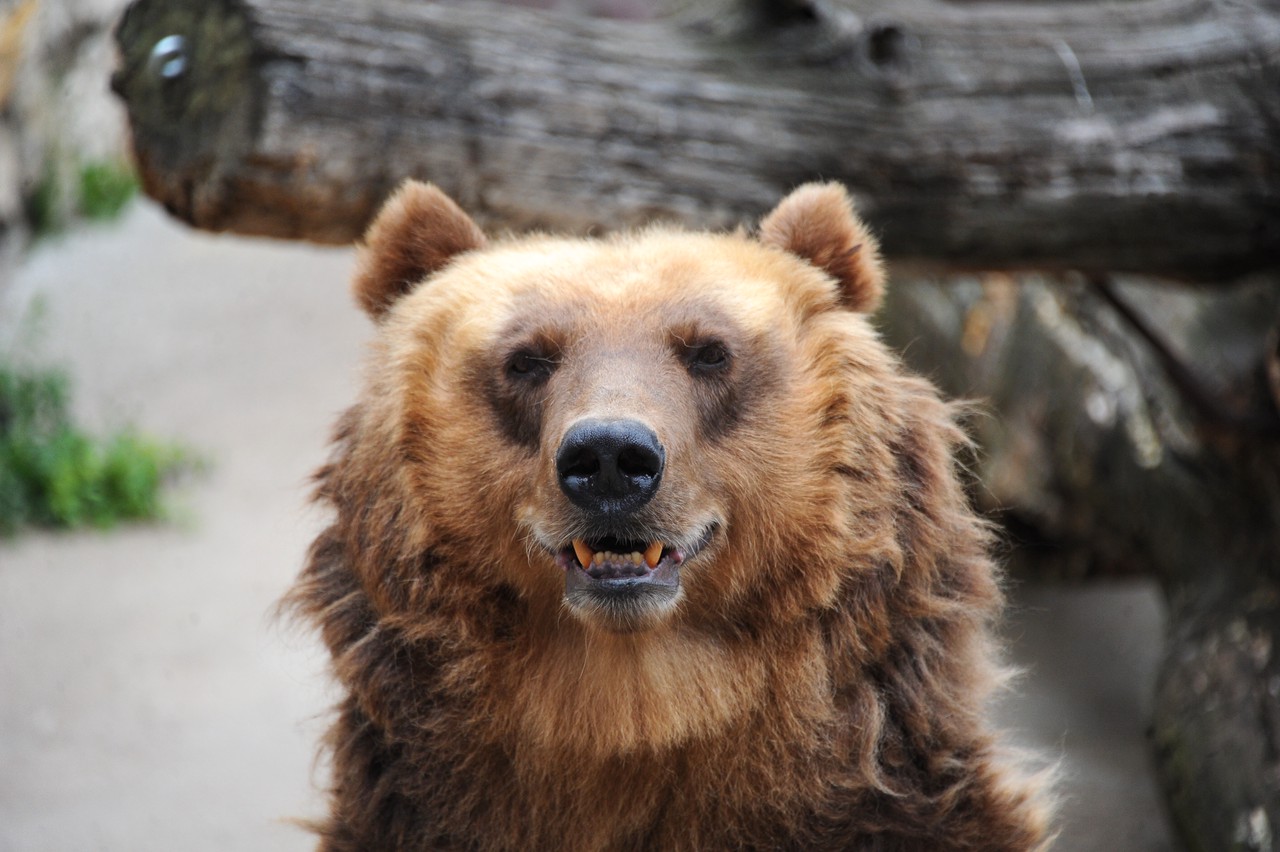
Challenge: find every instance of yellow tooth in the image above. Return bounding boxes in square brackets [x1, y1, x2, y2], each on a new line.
[572, 540, 594, 568]
[644, 541, 663, 568]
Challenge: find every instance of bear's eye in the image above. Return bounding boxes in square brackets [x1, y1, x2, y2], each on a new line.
[684, 341, 732, 375]
[506, 350, 557, 382]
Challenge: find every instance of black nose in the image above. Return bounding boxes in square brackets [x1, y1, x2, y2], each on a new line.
[556, 419, 665, 514]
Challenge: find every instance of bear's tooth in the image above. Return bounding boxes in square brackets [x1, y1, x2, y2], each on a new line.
[643, 541, 663, 568]
[572, 540, 594, 569]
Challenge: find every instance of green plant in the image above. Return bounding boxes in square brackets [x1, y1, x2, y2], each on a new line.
[0, 362, 191, 535]
[24, 165, 63, 236]
[23, 160, 139, 239]
[76, 161, 138, 221]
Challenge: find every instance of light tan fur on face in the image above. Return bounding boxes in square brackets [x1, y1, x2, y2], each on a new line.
[286, 181, 1054, 851]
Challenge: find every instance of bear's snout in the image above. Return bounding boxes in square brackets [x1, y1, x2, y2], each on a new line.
[555, 418, 665, 516]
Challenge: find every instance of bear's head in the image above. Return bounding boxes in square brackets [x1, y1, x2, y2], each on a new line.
[337, 181, 916, 640]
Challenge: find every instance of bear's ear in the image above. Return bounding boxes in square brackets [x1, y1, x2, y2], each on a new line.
[758, 182, 884, 314]
[353, 180, 487, 320]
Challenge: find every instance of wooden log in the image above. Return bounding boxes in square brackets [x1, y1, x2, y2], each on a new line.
[879, 273, 1280, 850]
[1153, 589, 1280, 852]
[111, 0, 1280, 280]
[880, 274, 1280, 580]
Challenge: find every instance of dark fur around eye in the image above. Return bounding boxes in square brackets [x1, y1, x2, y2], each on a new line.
[676, 337, 746, 440]
[474, 346, 559, 449]
[682, 340, 732, 376]
[485, 365, 548, 449]
[505, 349, 558, 384]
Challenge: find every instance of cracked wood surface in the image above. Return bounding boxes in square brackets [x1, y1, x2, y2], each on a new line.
[112, 0, 1280, 280]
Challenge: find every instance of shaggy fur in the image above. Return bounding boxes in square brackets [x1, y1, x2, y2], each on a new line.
[285, 181, 1052, 850]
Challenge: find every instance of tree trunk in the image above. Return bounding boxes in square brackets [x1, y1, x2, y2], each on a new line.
[1153, 588, 1280, 852]
[111, 0, 1280, 279]
[879, 273, 1280, 852]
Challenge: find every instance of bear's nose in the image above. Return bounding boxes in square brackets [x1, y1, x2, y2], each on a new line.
[556, 419, 665, 514]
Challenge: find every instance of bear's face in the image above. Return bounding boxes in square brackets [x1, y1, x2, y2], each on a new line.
[351, 182, 888, 635]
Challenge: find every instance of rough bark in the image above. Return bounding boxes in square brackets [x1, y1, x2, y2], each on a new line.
[879, 274, 1280, 852]
[1154, 590, 1280, 852]
[111, 0, 1280, 279]
[880, 275, 1280, 578]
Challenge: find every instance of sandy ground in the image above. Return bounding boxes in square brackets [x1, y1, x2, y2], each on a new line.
[0, 202, 1177, 850]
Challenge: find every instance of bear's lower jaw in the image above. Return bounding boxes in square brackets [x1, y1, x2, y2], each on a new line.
[563, 561, 683, 633]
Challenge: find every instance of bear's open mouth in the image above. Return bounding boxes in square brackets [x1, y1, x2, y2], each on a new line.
[553, 525, 716, 581]
[569, 538, 666, 579]
[553, 525, 717, 630]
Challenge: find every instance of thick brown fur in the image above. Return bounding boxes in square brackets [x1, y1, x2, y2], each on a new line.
[352, 181, 487, 319]
[759, 183, 884, 314]
[285, 180, 1053, 851]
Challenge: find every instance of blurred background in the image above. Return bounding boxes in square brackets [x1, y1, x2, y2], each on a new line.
[2, 0, 1278, 849]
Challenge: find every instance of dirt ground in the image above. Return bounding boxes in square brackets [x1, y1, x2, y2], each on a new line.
[0, 202, 1177, 850]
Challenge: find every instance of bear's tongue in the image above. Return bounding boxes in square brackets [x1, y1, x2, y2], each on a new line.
[572, 539, 663, 570]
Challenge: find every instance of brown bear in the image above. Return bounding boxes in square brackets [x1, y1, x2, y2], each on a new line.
[285, 181, 1053, 850]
